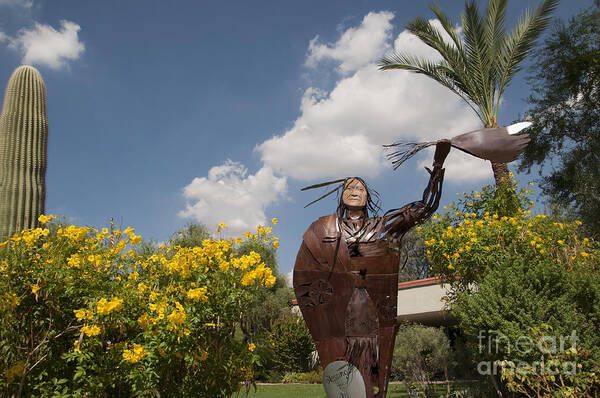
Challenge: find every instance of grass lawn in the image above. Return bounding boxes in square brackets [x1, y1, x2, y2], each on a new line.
[240, 382, 473, 397]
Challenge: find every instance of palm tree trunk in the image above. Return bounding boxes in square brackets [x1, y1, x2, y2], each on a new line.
[491, 161, 511, 186]
[485, 120, 511, 187]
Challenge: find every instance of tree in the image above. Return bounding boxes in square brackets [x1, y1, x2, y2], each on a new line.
[391, 323, 452, 397]
[236, 237, 292, 341]
[518, 1, 600, 238]
[379, 0, 557, 185]
[168, 223, 211, 247]
[397, 228, 432, 282]
[263, 313, 315, 375]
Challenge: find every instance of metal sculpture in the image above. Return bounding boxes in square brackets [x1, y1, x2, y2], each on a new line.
[293, 140, 450, 398]
[294, 121, 531, 397]
[385, 122, 532, 169]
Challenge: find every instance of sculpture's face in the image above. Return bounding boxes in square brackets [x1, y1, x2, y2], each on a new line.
[342, 178, 367, 208]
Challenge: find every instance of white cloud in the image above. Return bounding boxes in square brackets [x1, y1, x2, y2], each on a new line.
[417, 146, 492, 183]
[306, 11, 394, 74]
[257, 15, 486, 182]
[8, 20, 84, 69]
[179, 13, 492, 230]
[0, 0, 32, 8]
[179, 160, 287, 237]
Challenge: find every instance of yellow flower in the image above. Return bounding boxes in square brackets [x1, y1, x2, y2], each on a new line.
[30, 284, 40, 294]
[271, 218, 278, 225]
[557, 240, 564, 245]
[581, 251, 589, 257]
[196, 350, 209, 361]
[137, 313, 153, 329]
[137, 283, 148, 294]
[130, 234, 141, 245]
[447, 264, 454, 270]
[122, 344, 148, 363]
[67, 254, 81, 268]
[81, 324, 101, 337]
[167, 302, 186, 325]
[38, 214, 50, 224]
[217, 222, 228, 232]
[96, 297, 123, 315]
[187, 287, 208, 302]
[73, 308, 93, 321]
[248, 343, 256, 352]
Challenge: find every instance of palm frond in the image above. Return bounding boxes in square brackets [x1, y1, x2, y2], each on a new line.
[483, 0, 507, 72]
[495, 0, 558, 118]
[405, 16, 465, 69]
[407, 12, 491, 123]
[427, 2, 464, 53]
[462, 0, 494, 123]
[483, 0, 508, 121]
[379, 52, 486, 125]
[381, 14, 486, 123]
[380, 0, 557, 129]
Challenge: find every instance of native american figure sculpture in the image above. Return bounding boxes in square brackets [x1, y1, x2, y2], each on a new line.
[293, 122, 532, 398]
[293, 140, 450, 398]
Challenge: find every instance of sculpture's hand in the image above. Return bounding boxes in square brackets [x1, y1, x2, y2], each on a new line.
[433, 139, 451, 166]
[422, 166, 444, 209]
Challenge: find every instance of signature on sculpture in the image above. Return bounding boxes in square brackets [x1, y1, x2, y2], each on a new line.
[323, 361, 366, 398]
[293, 122, 532, 398]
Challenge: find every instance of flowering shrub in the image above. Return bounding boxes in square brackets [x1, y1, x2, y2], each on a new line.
[421, 179, 597, 292]
[0, 216, 278, 397]
[421, 178, 600, 395]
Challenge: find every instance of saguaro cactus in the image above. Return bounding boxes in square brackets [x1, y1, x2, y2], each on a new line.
[0, 65, 48, 239]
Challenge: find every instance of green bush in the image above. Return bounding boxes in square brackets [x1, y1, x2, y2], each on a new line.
[261, 313, 315, 375]
[0, 216, 279, 397]
[298, 368, 323, 384]
[392, 323, 452, 397]
[421, 178, 600, 396]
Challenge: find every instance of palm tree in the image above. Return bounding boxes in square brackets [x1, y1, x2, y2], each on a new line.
[379, 0, 558, 185]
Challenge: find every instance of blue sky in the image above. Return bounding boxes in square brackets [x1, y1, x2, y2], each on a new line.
[0, 0, 592, 277]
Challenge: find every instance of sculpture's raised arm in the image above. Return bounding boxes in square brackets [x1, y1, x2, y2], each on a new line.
[381, 139, 451, 236]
